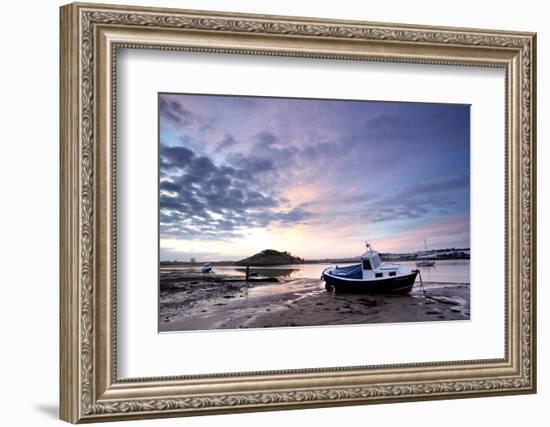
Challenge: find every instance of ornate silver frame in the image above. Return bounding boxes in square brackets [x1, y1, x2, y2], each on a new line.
[60, 2, 536, 423]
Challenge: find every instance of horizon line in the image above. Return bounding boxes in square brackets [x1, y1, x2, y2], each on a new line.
[160, 246, 471, 263]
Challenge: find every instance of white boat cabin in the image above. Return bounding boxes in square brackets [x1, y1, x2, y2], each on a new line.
[360, 250, 411, 280]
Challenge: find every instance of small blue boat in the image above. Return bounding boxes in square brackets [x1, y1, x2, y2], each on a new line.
[322, 243, 418, 294]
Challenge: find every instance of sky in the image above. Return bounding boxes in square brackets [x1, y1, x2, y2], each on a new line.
[159, 93, 470, 262]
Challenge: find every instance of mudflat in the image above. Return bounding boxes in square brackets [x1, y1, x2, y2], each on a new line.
[159, 270, 470, 332]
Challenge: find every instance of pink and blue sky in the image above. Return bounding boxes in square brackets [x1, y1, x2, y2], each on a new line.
[159, 93, 470, 262]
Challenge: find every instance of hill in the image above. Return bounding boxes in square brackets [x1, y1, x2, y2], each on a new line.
[236, 249, 304, 266]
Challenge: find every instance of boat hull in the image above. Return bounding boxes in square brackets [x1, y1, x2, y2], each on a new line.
[323, 270, 418, 294]
[416, 261, 435, 267]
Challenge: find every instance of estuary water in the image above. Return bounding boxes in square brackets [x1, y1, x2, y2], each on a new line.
[162, 259, 470, 284]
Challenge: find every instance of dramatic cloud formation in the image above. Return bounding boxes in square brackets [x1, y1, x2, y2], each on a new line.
[159, 142, 311, 241]
[159, 93, 470, 261]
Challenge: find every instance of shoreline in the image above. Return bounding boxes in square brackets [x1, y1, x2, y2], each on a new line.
[160, 257, 470, 268]
[159, 271, 470, 332]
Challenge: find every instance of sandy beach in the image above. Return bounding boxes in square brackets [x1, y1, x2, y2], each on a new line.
[159, 269, 470, 332]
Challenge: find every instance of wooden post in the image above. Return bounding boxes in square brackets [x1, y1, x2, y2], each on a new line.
[246, 265, 250, 282]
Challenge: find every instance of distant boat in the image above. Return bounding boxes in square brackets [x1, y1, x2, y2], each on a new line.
[201, 263, 213, 273]
[322, 242, 418, 294]
[416, 238, 436, 267]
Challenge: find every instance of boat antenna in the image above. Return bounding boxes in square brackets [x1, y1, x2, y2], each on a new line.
[365, 241, 373, 253]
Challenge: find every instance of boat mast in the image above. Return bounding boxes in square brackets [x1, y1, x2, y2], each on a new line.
[365, 241, 373, 254]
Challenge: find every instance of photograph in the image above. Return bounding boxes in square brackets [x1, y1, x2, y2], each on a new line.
[158, 93, 471, 332]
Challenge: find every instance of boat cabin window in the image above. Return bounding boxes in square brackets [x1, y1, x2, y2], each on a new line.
[362, 259, 371, 270]
[375, 272, 383, 278]
[371, 255, 381, 269]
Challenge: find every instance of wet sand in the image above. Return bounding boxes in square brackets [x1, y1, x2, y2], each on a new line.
[159, 271, 470, 332]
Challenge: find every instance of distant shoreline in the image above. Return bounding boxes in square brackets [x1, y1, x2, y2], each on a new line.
[160, 252, 470, 267]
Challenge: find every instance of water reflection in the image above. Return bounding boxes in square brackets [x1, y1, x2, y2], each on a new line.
[233, 267, 298, 278]
[181, 259, 471, 284]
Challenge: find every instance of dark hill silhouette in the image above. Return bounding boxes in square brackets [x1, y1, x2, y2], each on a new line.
[236, 249, 304, 266]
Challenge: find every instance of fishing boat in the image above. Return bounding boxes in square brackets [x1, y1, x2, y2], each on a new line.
[322, 243, 418, 294]
[416, 238, 436, 267]
[201, 263, 213, 273]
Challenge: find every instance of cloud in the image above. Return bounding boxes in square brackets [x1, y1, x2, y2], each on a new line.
[216, 134, 238, 151]
[276, 207, 313, 224]
[359, 175, 469, 223]
[229, 154, 276, 180]
[159, 144, 314, 240]
[159, 97, 195, 126]
[256, 131, 278, 147]
[363, 114, 409, 137]
[160, 145, 195, 170]
[406, 174, 469, 194]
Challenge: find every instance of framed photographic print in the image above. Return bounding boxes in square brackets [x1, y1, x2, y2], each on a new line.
[60, 2, 537, 423]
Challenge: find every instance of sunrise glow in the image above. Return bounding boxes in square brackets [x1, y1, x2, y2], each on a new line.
[159, 94, 470, 262]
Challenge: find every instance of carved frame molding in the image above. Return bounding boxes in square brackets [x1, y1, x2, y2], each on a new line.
[60, 2, 536, 423]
